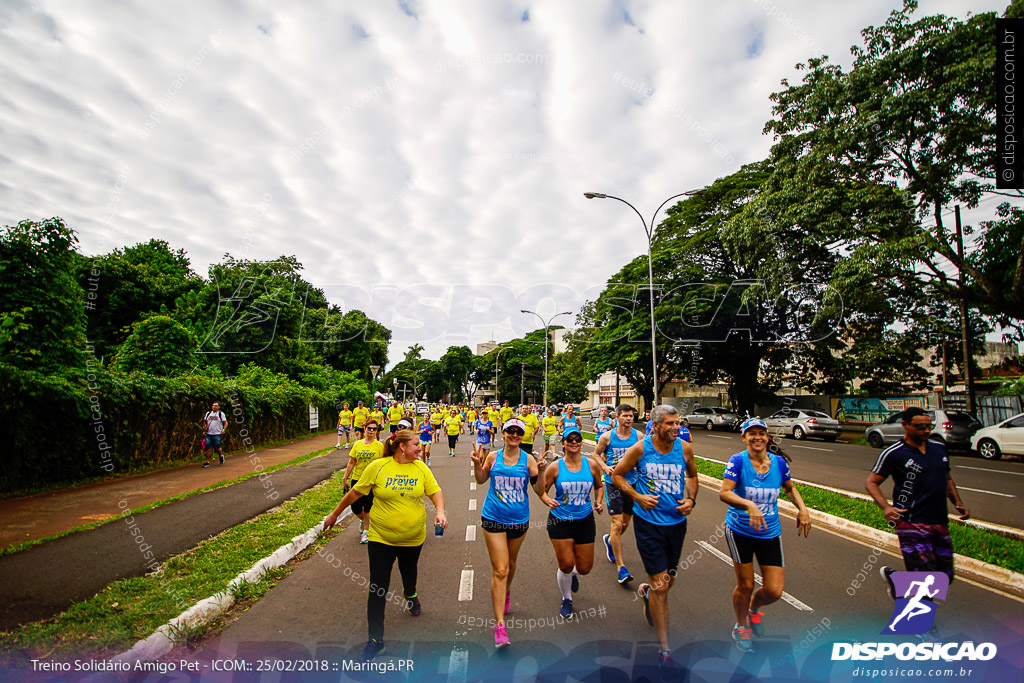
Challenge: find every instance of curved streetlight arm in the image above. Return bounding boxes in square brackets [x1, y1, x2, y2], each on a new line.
[585, 194, 650, 240]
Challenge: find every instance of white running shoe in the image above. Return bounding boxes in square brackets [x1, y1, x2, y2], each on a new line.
[360, 529, 369, 544]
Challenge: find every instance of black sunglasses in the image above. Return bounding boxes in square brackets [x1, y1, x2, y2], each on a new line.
[907, 423, 934, 430]
[365, 426, 378, 431]
[505, 429, 525, 436]
[564, 436, 582, 443]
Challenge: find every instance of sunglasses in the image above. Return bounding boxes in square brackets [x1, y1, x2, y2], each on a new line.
[505, 429, 525, 436]
[907, 423, 933, 430]
[365, 427, 378, 431]
[564, 437, 582, 444]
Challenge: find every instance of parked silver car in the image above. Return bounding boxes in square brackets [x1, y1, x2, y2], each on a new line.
[764, 409, 841, 441]
[865, 409, 982, 450]
[681, 407, 739, 431]
[589, 404, 615, 419]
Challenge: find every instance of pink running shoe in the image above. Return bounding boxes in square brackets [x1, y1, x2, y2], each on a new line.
[504, 592, 511, 615]
[493, 623, 510, 649]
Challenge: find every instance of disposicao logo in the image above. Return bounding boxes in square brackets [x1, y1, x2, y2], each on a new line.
[831, 571, 997, 662]
[883, 571, 947, 635]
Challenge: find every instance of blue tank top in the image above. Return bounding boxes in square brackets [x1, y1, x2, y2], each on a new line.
[724, 452, 791, 539]
[594, 417, 614, 435]
[632, 436, 689, 526]
[481, 448, 531, 524]
[419, 422, 432, 441]
[550, 457, 594, 521]
[562, 415, 579, 432]
[475, 420, 493, 443]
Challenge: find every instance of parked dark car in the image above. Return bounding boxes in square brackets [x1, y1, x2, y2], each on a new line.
[865, 409, 982, 450]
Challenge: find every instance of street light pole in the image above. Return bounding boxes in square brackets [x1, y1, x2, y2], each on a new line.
[370, 365, 380, 408]
[583, 190, 703, 410]
[521, 309, 572, 408]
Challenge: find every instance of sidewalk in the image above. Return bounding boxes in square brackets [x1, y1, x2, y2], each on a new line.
[0, 431, 337, 549]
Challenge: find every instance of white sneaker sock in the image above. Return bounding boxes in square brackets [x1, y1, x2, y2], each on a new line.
[557, 569, 574, 600]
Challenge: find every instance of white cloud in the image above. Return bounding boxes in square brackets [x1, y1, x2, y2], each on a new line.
[0, 0, 1005, 362]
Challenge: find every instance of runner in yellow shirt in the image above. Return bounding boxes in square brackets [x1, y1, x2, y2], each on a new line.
[500, 401, 514, 429]
[370, 405, 385, 430]
[519, 404, 541, 458]
[541, 408, 560, 461]
[444, 407, 463, 456]
[430, 407, 445, 444]
[467, 407, 478, 431]
[340, 418, 385, 544]
[324, 428, 447, 663]
[336, 402, 354, 449]
[387, 401, 405, 434]
[352, 400, 370, 440]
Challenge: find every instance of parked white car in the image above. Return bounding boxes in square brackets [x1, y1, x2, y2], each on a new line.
[970, 412, 1024, 460]
[764, 408, 841, 442]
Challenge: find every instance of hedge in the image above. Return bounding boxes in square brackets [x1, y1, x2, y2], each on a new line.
[0, 363, 335, 493]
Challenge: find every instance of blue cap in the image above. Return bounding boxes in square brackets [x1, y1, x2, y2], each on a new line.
[740, 417, 768, 434]
[563, 427, 582, 439]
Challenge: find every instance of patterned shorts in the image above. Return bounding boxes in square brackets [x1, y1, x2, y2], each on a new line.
[894, 522, 954, 581]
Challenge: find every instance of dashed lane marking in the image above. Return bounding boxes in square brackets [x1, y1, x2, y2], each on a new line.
[696, 541, 813, 612]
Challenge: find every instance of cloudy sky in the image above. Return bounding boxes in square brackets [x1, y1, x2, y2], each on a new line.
[0, 0, 1004, 363]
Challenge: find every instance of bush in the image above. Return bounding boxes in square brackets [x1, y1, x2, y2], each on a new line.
[0, 362, 336, 493]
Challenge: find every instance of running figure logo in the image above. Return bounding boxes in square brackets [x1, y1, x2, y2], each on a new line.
[882, 571, 949, 635]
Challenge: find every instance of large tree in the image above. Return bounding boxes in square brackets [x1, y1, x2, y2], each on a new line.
[760, 0, 1021, 338]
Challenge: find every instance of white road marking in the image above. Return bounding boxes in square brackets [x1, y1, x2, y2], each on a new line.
[458, 569, 474, 601]
[958, 465, 1024, 477]
[466, 525, 476, 542]
[447, 648, 469, 683]
[957, 486, 1015, 498]
[789, 445, 834, 452]
[470, 482, 477, 491]
[706, 435, 733, 439]
[696, 541, 814, 612]
[469, 499, 477, 510]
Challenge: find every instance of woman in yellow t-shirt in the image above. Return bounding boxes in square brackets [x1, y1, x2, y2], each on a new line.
[340, 418, 384, 544]
[336, 402, 354, 449]
[324, 429, 447, 663]
[443, 408, 463, 457]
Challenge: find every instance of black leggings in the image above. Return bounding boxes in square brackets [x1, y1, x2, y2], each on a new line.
[448, 434, 458, 449]
[366, 541, 423, 641]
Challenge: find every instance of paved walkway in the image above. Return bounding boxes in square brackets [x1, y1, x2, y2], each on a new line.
[0, 431, 337, 549]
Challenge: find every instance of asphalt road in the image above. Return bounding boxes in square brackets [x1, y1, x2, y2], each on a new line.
[0, 450, 351, 630]
[189, 433, 1024, 682]
[580, 418, 1024, 530]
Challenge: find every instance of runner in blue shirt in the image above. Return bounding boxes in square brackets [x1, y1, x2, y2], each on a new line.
[472, 415, 496, 462]
[719, 417, 811, 653]
[540, 426, 604, 619]
[593, 406, 616, 436]
[474, 418, 555, 649]
[611, 405, 697, 681]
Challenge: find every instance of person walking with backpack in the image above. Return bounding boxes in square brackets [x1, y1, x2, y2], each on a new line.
[200, 401, 228, 468]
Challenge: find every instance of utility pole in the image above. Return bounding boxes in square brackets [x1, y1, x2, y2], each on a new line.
[520, 362, 525, 405]
[955, 206, 976, 414]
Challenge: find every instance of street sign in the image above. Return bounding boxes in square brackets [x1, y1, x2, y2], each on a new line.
[308, 404, 319, 430]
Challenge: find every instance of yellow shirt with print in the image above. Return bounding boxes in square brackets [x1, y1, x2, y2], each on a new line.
[369, 409, 385, 426]
[467, 409, 477, 422]
[352, 407, 369, 428]
[354, 458, 441, 546]
[543, 415, 559, 435]
[430, 411, 444, 426]
[520, 413, 540, 444]
[444, 415, 462, 436]
[337, 410, 353, 426]
[348, 438, 385, 481]
[387, 406, 405, 426]
[500, 407, 514, 422]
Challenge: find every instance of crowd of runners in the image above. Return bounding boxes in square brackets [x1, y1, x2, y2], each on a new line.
[321, 398, 970, 682]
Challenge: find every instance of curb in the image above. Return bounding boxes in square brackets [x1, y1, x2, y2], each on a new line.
[107, 509, 350, 666]
[695, 472, 1024, 599]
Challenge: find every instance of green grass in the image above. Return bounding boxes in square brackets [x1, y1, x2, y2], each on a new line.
[695, 455, 1024, 573]
[0, 471, 349, 664]
[0, 447, 334, 558]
